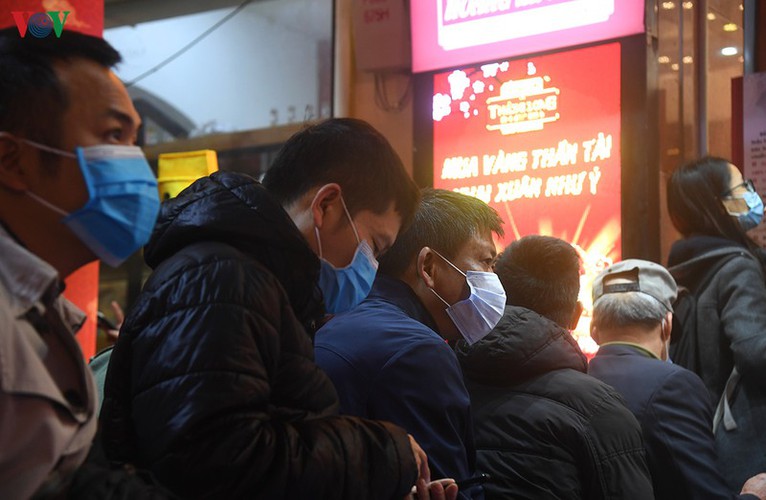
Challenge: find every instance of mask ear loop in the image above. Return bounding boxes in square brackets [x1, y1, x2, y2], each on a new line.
[26, 191, 69, 217]
[314, 226, 324, 259]
[430, 248, 468, 278]
[339, 195, 361, 245]
[0, 132, 78, 159]
[426, 248, 465, 309]
[0, 132, 77, 217]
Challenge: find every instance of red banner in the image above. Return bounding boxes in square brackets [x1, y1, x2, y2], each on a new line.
[432, 43, 622, 355]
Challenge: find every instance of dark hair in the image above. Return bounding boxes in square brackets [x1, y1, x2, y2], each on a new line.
[378, 188, 504, 278]
[0, 28, 121, 150]
[667, 156, 758, 253]
[494, 235, 580, 328]
[262, 118, 420, 227]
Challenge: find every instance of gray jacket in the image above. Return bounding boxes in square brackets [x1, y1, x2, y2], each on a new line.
[0, 226, 98, 499]
[668, 235, 766, 491]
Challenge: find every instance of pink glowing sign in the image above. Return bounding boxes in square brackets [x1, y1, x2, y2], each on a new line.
[411, 0, 644, 73]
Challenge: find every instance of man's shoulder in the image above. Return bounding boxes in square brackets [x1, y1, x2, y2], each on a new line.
[317, 300, 442, 347]
[532, 368, 630, 413]
[315, 302, 451, 376]
[147, 241, 280, 294]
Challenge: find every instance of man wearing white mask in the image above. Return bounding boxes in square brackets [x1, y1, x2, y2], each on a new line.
[0, 29, 160, 498]
[100, 118, 460, 499]
[456, 236, 653, 499]
[315, 188, 507, 499]
[588, 259, 766, 500]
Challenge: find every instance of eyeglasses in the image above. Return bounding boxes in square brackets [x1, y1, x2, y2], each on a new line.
[721, 178, 756, 198]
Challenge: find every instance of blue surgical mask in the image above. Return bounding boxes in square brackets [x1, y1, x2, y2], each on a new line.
[315, 196, 378, 314]
[429, 250, 506, 344]
[735, 191, 765, 231]
[20, 138, 160, 267]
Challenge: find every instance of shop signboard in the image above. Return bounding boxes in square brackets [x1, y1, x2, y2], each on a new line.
[431, 42, 621, 353]
[411, 0, 643, 73]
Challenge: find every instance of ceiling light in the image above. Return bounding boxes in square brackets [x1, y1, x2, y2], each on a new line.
[662, 2, 676, 9]
[723, 23, 738, 31]
[707, 12, 716, 20]
[740, 4, 744, 11]
[658, 56, 671, 63]
[683, 56, 693, 64]
[721, 47, 738, 56]
[682, 1, 693, 8]
[671, 63, 680, 71]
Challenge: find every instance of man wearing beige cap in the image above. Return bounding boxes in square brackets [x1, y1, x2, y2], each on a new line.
[588, 259, 766, 500]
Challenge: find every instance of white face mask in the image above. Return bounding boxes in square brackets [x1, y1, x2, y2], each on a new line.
[429, 249, 506, 344]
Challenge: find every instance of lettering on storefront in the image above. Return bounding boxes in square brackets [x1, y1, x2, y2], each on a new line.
[438, 132, 613, 203]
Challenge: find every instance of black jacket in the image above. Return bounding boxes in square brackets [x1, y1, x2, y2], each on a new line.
[100, 172, 416, 499]
[668, 235, 766, 490]
[455, 306, 653, 500]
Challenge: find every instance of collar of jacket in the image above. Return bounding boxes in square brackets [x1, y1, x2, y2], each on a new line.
[369, 273, 441, 334]
[0, 224, 84, 328]
[144, 171, 324, 324]
[598, 341, 660, 360]
[667, 234, 745, 268]
[455, 305, 587, 387]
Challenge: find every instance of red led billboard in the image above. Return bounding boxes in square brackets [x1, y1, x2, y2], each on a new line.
[432, 43, 621, 354]
[411, 0, 643, 73]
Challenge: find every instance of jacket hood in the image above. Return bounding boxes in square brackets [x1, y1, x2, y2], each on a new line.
[455, 305, 587, 386]
[144, 171, 322, 322]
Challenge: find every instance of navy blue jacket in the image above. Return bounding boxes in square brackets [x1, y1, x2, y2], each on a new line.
[589, 344, 757, 500]
[315, 274, 477, 496]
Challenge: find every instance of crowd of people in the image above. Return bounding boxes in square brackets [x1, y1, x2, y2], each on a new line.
[1, 28, 766, 500]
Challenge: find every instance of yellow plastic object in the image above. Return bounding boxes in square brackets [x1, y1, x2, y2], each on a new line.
[157, 149, 219, 201]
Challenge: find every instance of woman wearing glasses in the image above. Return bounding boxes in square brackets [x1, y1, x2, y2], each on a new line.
[666, 156, 766, 491]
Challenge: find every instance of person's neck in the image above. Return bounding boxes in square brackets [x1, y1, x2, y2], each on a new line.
[1, 215, 85, 278]
[599, 326, 664, 359]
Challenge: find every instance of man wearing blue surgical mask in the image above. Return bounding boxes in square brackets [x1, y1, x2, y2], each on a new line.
[0, 29, 159, 498]
[100, 119, 460, 499]
[316, 189, 506, 499]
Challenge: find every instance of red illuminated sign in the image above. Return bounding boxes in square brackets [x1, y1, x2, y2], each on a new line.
[432, 43, 621, 354]
[412, 0, 642, 73]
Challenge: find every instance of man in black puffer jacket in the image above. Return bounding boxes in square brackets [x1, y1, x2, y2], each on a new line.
[99, 119, 440, 499]
[455, 236, 653, 499]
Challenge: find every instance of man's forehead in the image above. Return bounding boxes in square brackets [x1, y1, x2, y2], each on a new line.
[55, 59, 139, 124]
[458, 229, 497, 259]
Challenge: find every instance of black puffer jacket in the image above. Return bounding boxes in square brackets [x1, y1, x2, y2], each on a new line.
[100, 172, 416, 499]
[455, 306, 653, 500]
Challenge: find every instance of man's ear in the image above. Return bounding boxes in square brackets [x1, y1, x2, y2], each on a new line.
[0, 133, 28, 192]
[416, 247, 437, 288]
[310, 183, 342, 230]
[590, 322, 601, 345]
[569, 301, 584, 331]
[662, 311, 673, 342]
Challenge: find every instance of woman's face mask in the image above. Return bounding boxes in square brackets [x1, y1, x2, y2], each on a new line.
[722, 178, 764, 232]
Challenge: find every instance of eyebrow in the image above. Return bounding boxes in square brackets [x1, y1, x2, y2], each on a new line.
[107, 108, 141, 130]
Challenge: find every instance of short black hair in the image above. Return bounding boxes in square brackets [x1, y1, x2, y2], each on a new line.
[379, 188, 504, 278]
[667, 156, 758, 253]
[495, 235, 580, 328]
[0, 28, 121, 149]
[262, 118, 420, 228]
